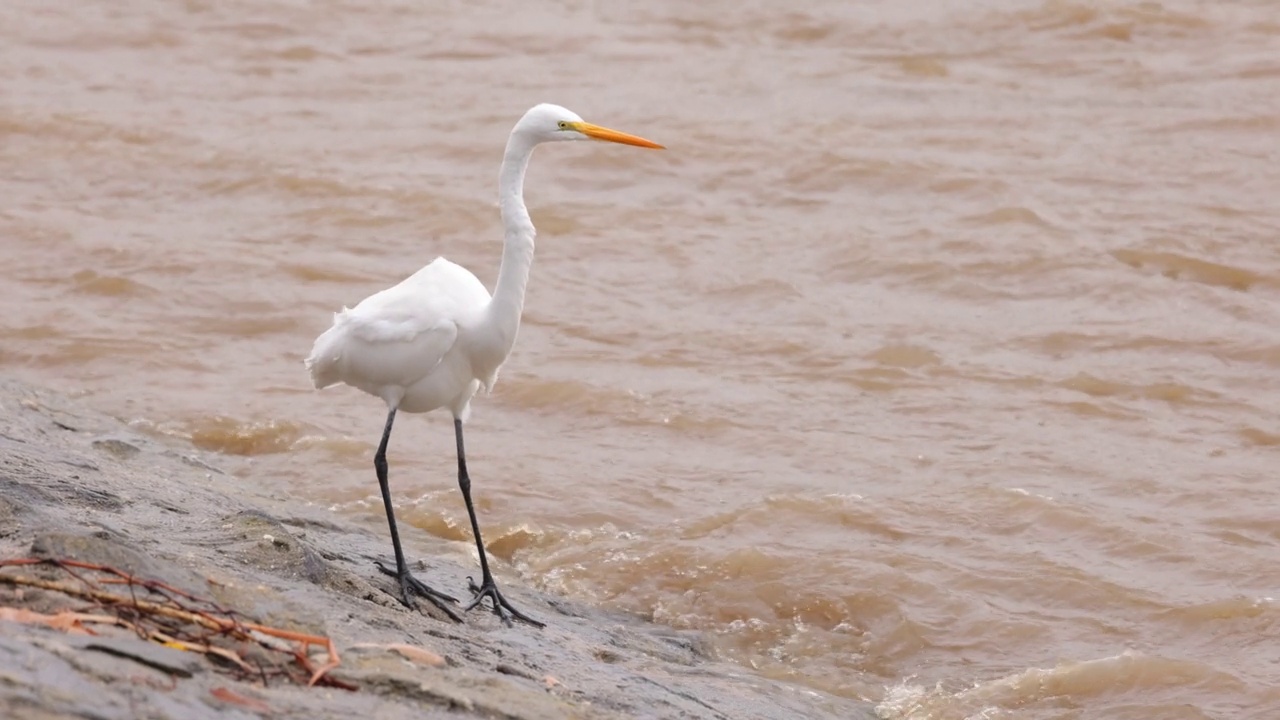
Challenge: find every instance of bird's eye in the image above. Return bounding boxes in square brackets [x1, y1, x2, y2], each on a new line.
[557, 121, 569, 130]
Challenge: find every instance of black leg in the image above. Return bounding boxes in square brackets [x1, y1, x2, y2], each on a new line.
[454, 418, 544, 628]
[371, 407, 461, 622]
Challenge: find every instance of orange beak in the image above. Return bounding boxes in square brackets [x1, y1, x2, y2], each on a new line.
[571, 122, 665, 149]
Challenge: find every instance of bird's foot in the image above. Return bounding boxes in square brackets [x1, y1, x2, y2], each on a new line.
[465, 575, 545, 628]
[375, 560, 462, 623]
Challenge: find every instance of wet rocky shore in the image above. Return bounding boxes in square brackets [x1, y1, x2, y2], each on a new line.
[0, 377, 869, 720]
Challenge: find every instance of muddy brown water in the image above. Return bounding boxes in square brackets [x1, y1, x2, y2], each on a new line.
[3, 1, 1278, 717]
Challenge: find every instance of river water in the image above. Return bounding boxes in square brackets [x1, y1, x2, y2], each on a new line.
[3, 0, 1278, 717]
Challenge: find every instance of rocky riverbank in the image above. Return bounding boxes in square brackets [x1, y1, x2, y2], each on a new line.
[0, 378, 869, 720]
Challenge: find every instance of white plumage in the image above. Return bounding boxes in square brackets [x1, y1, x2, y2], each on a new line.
[307, 258, 489, 418]
[304, 103, 663, 627]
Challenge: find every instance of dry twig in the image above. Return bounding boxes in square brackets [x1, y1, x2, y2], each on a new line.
[0, 557, 354, 690]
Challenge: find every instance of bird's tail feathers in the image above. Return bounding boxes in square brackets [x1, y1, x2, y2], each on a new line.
[304, 311, 349, 389]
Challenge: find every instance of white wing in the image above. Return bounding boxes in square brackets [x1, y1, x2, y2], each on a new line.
[306, 258, 490, 392]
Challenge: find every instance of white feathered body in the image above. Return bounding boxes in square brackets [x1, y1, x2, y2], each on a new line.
[304, 103, 659, 425]
[305, 257, 512, 419]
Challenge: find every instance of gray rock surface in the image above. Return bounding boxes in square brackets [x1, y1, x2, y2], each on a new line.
[0, 377, 871, 719]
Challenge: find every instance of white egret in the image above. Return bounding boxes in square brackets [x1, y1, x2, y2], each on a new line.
[305, 104, 663, 626]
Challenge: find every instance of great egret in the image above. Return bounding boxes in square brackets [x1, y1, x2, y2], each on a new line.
[305, 104, 663, 627]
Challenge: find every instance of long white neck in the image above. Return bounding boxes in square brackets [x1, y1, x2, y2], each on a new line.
[486, 132, 538, 357]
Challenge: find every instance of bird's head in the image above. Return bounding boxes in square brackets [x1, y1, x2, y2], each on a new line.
[514, 103, 664, 149]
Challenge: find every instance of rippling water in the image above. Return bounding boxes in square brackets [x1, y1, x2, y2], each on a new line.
[3, 0, 1279, 716]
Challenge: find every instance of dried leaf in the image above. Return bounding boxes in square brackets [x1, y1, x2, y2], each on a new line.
[210, 686, 274, 714]
[386, 643, 446, 667]
[352, 642, 446, 667]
